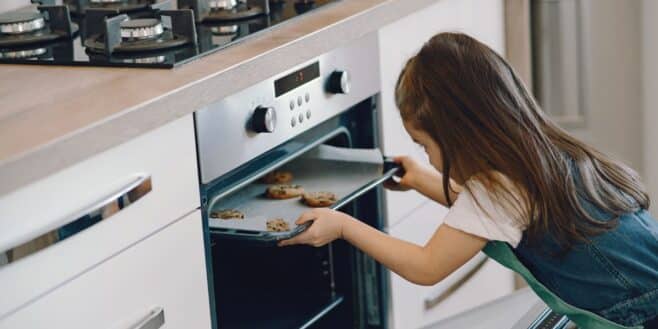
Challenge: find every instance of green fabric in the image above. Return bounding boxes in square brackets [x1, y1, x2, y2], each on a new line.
[483, 241, 643, 329]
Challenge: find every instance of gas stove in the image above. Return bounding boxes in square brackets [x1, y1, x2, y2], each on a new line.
[0, 0, 338, 68]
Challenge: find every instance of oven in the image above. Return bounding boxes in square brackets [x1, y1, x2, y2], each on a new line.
[194, 32, 394, 328]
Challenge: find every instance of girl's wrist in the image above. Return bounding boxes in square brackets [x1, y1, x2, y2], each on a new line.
[338, 213, 354, 240]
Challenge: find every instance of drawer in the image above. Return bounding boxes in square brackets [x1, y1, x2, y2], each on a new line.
[0, 115, 200, 318]
[0, 210, 211, 329]
[387, 201, 514, 329]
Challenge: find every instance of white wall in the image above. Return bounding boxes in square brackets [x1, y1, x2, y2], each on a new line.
[642, 0, 658, 204]
[567, 0, 644, 175]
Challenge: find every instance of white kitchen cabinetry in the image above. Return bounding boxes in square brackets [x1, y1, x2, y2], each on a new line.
[0, 115, 200, 319]
[0, 210, 211, 329]
[378, 1, 513, 327]
[387, 201, 514, 328]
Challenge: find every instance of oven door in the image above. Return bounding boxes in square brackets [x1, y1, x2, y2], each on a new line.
[201, 103, 393, 329]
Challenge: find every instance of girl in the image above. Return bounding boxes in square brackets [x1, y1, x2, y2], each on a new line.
[279, 32, 658, 328]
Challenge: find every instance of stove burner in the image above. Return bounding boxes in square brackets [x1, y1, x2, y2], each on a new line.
[0, 12, 46, 35]
[83, 8, 197, 55]
[210, 24, 238, 35]
[179, 0, 269, 23]
[120, 18, 164, 40]
[209, 0, 238, 10]
[0, 6, 78, 49]
[0, 47, 47, 59]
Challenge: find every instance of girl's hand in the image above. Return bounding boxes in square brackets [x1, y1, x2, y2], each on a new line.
[384, 155, 433, 192]
[384, 155, 460, 207]
[278, 208, 352, 247]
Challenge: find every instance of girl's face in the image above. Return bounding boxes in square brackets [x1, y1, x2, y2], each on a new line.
[403, 121, 443, 172]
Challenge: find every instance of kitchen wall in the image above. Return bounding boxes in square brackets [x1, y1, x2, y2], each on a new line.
[572, 0, 658, 215]
[566, 0, 644, 175]
[641, 0, 658, 204]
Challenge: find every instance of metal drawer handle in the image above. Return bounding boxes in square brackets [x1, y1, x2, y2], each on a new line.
[131, 307, 165, 329]
[1, 174, 152, 266]
[424, 257, 488, 310]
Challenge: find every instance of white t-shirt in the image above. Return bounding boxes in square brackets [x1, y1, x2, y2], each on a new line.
[443, 177, 526, 248]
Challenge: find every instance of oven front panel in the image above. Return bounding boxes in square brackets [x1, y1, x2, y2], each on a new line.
[195, 32, 381, 184]
[203, 98, 389, 329]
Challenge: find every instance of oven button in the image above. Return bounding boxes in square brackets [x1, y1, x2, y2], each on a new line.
[290, 100, 295, 110]
[298, 113, 304, 123]
[291, 117, 297, 127]
[297, 96, 303, 106]
[305, 92, 310, 103]
[306, 110, 311, 119]
[326, 70, 351, 94]
[251, 106, 276, 133]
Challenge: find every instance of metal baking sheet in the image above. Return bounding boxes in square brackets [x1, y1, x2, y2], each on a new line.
[208, 145, 397, 243]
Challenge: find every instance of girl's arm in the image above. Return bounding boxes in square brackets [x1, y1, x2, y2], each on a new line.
[279, 208, 487, 286]
[385, 156, 461, 207]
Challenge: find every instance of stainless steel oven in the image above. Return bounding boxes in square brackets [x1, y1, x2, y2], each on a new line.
[194, 33, 394, 328]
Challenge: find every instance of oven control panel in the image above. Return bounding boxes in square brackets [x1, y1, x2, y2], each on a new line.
[195, 33, 380, 184]
[251, 66, 351, 133]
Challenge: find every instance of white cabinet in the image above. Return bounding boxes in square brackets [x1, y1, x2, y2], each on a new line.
[387, 201, 514, 329]
[0, 210, 211, 329]
[0, 115, 200, 319]
[377, 0, 505, 228]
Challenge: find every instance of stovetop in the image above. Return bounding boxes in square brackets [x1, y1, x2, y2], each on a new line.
[0, 0, 338, 68]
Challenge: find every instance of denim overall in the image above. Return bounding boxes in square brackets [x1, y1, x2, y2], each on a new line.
[483, 206, 658, 328]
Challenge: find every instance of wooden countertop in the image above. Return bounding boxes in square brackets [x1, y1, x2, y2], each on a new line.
[0, 0, 437, 196]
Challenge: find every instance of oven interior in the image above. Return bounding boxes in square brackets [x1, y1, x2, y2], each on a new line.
[200, 97, 389, 329]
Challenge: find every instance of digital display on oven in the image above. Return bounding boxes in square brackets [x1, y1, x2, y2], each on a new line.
[274, 62, 320, 97]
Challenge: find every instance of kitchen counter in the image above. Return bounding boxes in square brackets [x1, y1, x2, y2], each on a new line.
[0, 0, 438, 196]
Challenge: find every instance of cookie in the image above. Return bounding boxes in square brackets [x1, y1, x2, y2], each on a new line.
[266, 218, 290, 232]
[260, 170, 293, 184]
[210, 209, 245, 220]
[265, 184, 304, 199]
[302, 192, 337, 207]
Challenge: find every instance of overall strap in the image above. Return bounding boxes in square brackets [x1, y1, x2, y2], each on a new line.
[483, 241, 642, 329]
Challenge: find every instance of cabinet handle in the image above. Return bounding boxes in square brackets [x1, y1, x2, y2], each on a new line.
[131, 307, 165, 329]
[423, 257, 488, 310]
[2, 174, 152, 266]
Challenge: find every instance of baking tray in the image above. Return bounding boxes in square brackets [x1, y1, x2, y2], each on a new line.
[208, 145, 400, 244]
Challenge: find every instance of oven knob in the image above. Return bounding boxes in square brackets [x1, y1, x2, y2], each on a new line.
[251, 106, 276, 133]
[326, 70, 351, 94]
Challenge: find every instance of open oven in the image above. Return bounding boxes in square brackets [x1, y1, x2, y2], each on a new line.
[194, 33, 391, 328]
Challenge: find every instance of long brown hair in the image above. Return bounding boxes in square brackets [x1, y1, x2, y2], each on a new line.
[395, 32, 649, 250]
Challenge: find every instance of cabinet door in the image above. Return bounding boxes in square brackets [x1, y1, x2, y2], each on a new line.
[377, 0, 505, 227]
[0, 115, 200, 318]
[0, 210, 211, 329]
[387, 201, 514, 329]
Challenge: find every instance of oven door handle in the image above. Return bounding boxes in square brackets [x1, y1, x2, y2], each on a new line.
[383, 157, 405, 177]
